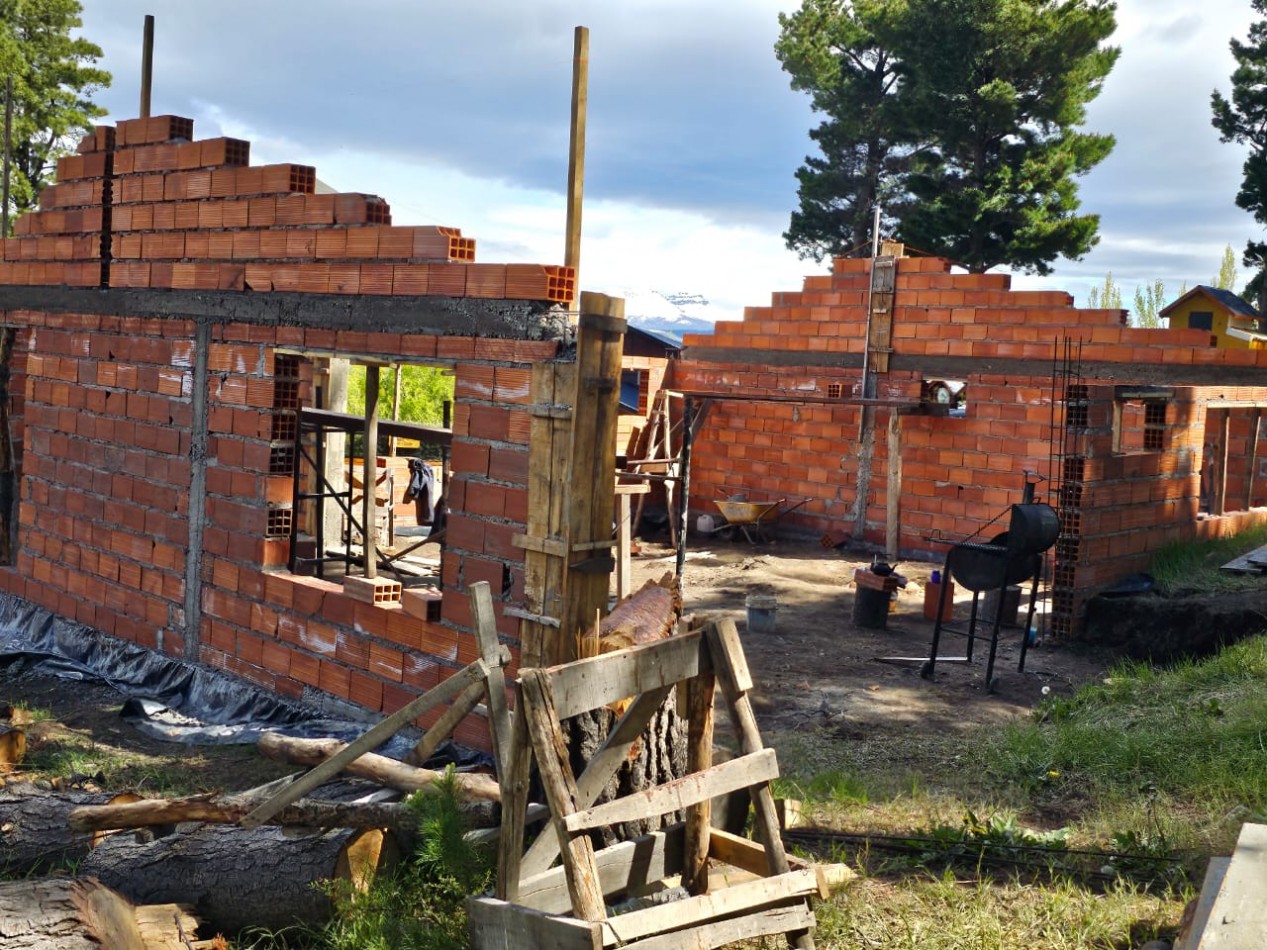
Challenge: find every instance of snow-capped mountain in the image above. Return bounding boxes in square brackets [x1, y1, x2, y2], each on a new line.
[616, 289, 722, 345]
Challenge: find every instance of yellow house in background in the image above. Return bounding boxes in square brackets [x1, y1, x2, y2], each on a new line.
[1160, 285, 1265, 348]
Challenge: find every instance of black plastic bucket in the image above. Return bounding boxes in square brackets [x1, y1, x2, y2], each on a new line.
[853, 586, 890, 629]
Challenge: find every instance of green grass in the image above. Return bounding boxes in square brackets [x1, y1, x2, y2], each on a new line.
[990, 635, 1267, 814]
[1150, 521, 1267, 594]
[812, 873, 1182, 950]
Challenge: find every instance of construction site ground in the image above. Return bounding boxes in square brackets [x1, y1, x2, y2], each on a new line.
[630, 536, 1117, 779]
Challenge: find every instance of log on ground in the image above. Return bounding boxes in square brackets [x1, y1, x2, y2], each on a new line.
[0, 876, 205, 950]
[257, 733, 500, 802]
[0, 783, 121, 875]
[78, 822, 398, 936]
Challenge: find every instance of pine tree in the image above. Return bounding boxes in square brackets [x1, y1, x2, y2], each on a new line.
[893, 0, 1119, 274]
[775, 0, 909, 260]
[777, 0, 1119, 274]
[1212, 0, 1267, 304]
[0, 0, 110, 234]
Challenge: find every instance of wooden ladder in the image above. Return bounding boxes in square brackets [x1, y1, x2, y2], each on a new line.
[470, 618, 817, 950]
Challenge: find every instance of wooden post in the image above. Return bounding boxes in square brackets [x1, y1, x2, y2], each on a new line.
[139, 15, 155, 119]
[363, 365, 380, 578]
[683, 669, 714, 896]
[520, 362, 576, 668]
[557, 294, 625, 663]
[564, 26, 589, 314]
[520, 670, 606, 922]
[886, 411, 902, 561]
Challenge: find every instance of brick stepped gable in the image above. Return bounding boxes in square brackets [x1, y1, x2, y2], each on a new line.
[0, 114, 575, 303]
[683, 255, 1220, 364]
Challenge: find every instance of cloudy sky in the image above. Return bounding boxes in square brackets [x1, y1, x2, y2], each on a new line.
[76, 0, 1260, 318]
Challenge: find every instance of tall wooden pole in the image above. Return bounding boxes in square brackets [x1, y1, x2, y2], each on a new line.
[363, 365, 380, 578]
[2, 76, 11, 239]
[140, 15, 155, 119]
[564, 26, 589, 315]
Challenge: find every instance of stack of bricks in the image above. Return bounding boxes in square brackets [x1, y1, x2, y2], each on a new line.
[2, 114, 576, 303]
[0, 128, 110, 288]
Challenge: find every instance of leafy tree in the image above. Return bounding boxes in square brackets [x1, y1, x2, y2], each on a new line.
[1214, 244, 1239, 291]
[894, 0, 1119, 274]
[777, 0, 1119, 274]
[1087, 271, 1122, 309]
[776, 0, 909, 260]
[1212, 1, 1267, 303]
[0, 0, 110, 234]
[1132, 279, 1166, 329]
[347, 365, 454, 426]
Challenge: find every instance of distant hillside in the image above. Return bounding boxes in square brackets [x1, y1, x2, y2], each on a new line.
[617, 289, 720, 345]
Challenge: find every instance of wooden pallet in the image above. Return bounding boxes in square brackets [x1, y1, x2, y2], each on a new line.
[470, 618, 817, 949]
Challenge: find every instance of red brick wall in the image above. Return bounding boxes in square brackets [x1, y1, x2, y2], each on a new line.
[673, 255, 1267, 636]
[0, 114, 572, 750]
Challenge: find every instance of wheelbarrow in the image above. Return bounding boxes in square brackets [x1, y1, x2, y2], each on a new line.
[711, 495, 810, 543]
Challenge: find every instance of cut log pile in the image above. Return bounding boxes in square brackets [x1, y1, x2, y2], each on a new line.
[0, 575, 852, 944]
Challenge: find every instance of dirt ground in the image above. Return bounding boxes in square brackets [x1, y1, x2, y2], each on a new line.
[0, 536, 1119, 798]
[630, 535, 1116, 749]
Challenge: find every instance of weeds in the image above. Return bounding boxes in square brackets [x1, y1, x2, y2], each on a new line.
[277, 767, 494, 950]
[1150, 521, 1267, 594]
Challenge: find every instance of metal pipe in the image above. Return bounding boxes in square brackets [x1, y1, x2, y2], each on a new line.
[675, 396, 694, 580]
[140, 15, 154, 119]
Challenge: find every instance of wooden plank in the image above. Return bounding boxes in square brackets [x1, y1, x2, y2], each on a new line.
[520, 685, 673, 878]
[521, 669, 608, 922]
[548, 630, 708, 720]
[240, 656, 492, 829]
[518, 825, 686, 915]
[708, 620, 752, 694]
[495, 684, 531, 902]
[684, 671, 715, 895]
[559, 300, 626, 661]
[564, 25, 588, 311]
[523, 360, 575, 668]
[886, 411, 902, 561]
[600, 869, 819, 945]
[704, 619, 813, 949]
[610, 903, 816, 950]
[707, 829, 848, 897]
[564, 750, 778, 834]
[514, 534, 569, 558]
[467, 896, 602, 950]
[616, 490, 633, 600]
[471, 581, 514, 785]
[408, 679, 484, 766]
[1177, 858, 1229, 950]
[1195, 822, 1267, 948]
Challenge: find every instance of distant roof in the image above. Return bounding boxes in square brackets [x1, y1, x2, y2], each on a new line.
[625, 324, 683, 350]
[1160, 285, 1261, 320]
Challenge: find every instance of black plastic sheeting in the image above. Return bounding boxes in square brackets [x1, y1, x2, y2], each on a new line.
[0, 592, 490, 769]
